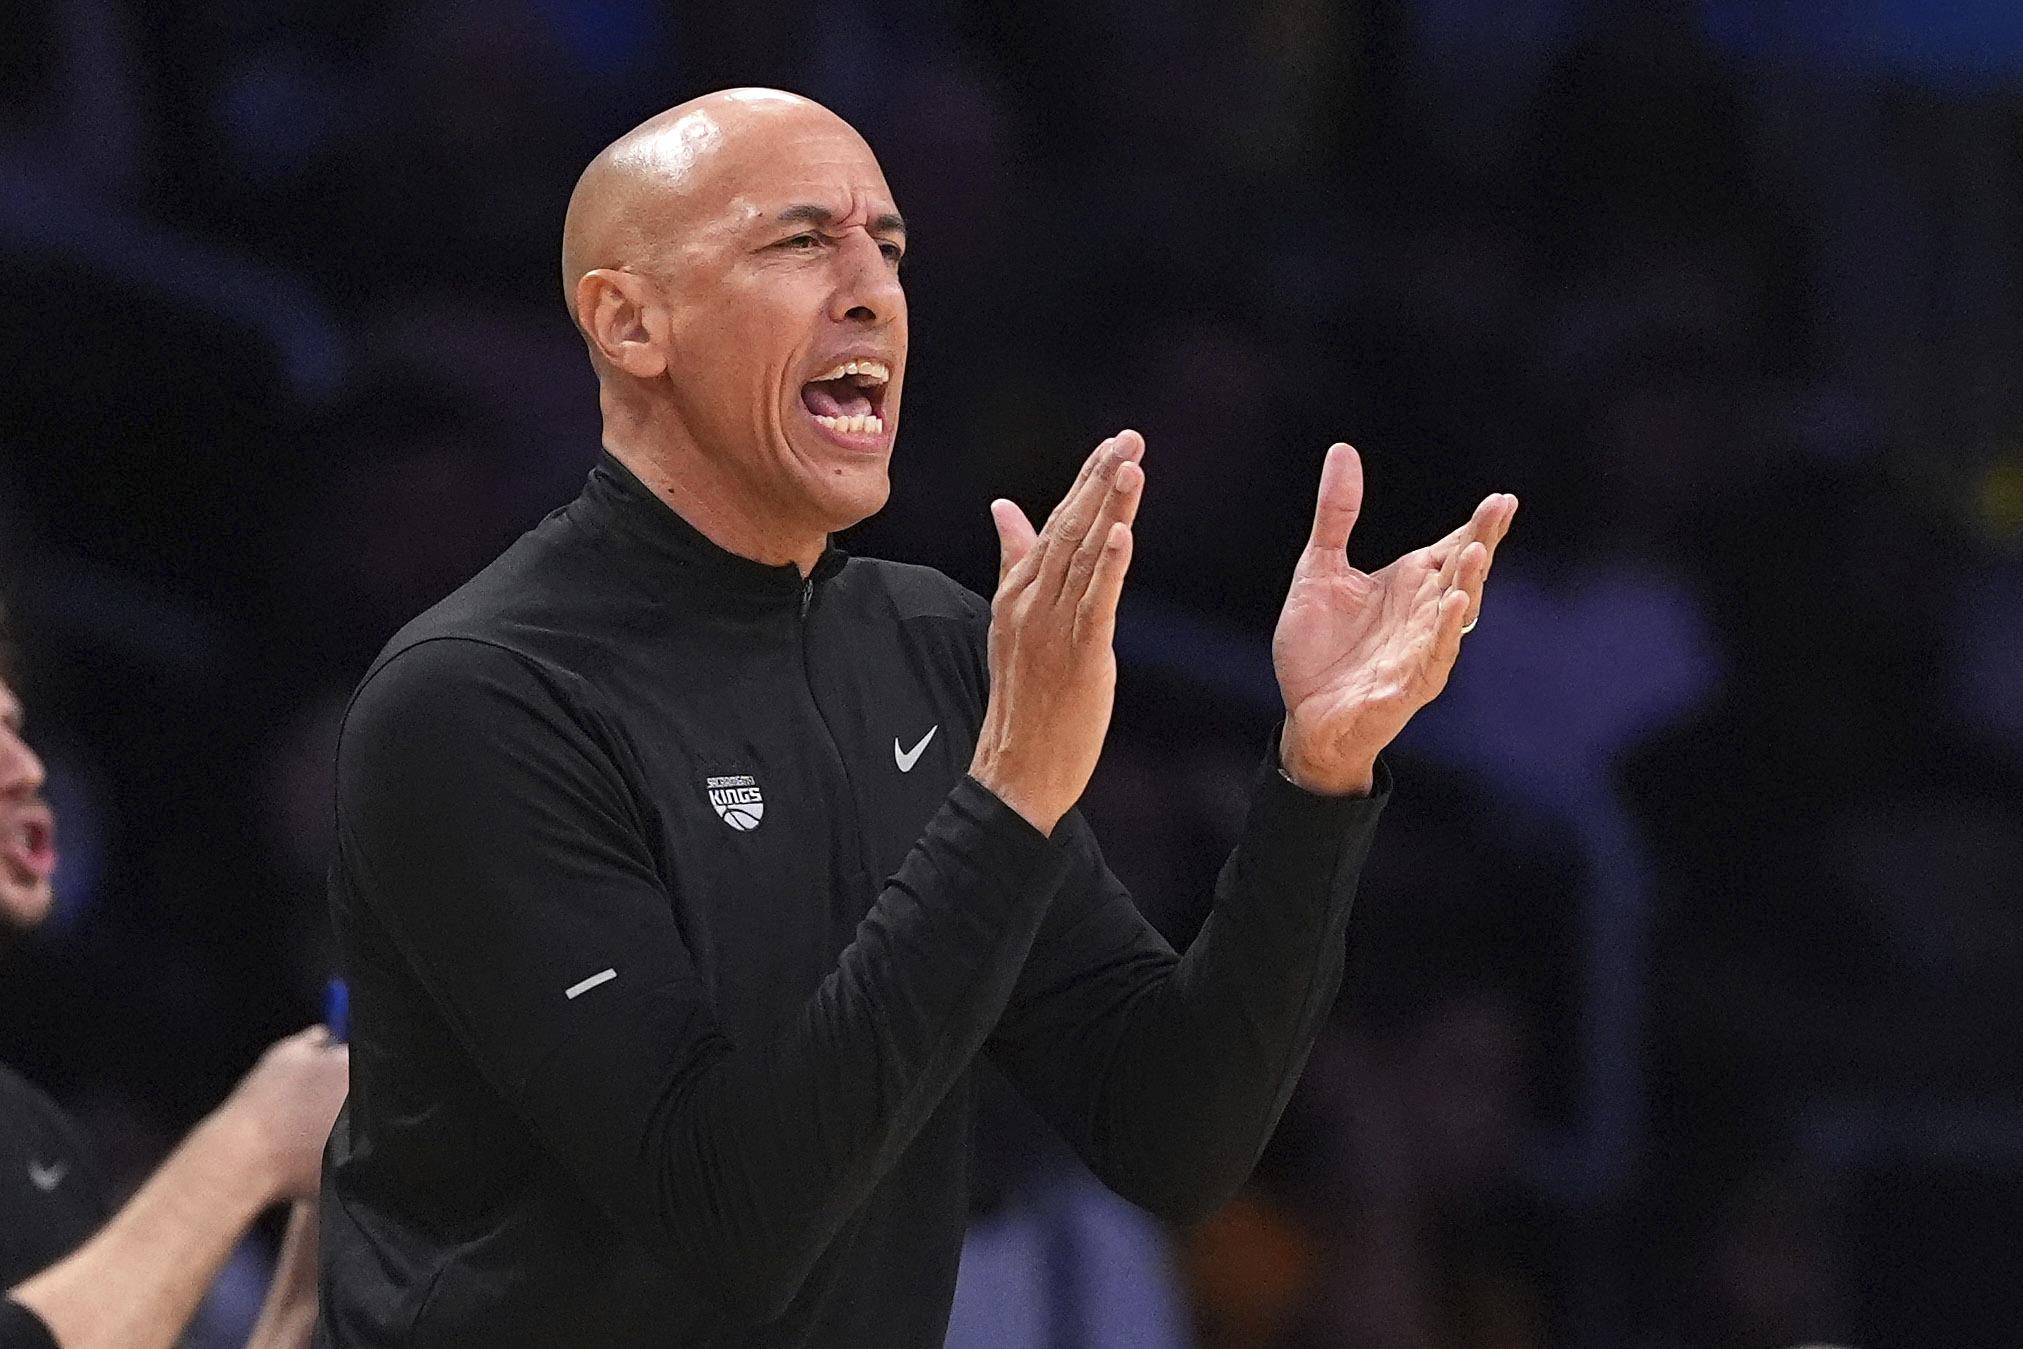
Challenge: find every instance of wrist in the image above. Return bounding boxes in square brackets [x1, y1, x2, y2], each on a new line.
[207, 1095, 292, 1210]
[1278, 720, 1375, 797]
[967, 766, 1062, 836]
[967, 735, 1066, 836]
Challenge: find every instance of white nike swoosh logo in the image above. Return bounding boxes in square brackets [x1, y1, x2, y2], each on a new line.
[27, 1159, 66, 1192]
[894, 725, 938, 772]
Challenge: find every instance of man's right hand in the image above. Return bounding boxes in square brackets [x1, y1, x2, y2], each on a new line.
[969, 430, 1145, 835]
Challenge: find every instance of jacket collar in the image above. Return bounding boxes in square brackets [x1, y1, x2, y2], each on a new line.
[574, 448, 848, 608]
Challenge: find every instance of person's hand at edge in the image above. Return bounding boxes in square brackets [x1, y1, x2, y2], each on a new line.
[242, 1198, 320, 1349]
[9, 1026, 347, 1349]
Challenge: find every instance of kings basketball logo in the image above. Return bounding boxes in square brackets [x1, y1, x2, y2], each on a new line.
[705, 774, 765, 831]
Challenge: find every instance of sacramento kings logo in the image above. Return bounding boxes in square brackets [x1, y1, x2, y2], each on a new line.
[705, 774, 765, 831]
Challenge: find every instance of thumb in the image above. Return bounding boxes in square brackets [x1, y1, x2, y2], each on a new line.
[1307, 442, 1365, 556]
[991, 498, 1038, 589]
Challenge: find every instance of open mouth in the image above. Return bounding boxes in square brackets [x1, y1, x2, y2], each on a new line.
[799, 359, 891, 440]
[3, 808, 56, 883]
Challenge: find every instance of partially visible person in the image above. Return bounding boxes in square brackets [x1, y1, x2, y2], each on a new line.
[0, 614, 350, 1349]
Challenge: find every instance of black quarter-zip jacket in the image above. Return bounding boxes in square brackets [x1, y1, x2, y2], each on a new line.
[0, 1063, 114, 1349]
[318, 451, 1388, 1348]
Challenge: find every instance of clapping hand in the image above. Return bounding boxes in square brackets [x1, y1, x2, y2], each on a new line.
[970, 431, 1146, 834]
[1273, 443, 1516, 795]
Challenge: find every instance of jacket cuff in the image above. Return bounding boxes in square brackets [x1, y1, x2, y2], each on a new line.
[946, 774, 1077, 900]
[1242, 726, 1391, 893]
[0, 1299, 61, 1349]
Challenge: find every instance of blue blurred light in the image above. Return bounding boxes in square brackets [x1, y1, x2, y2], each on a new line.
[40, 754, 104, 939]
[531, 0, 671, 78]
[1702, 0, 2023, 87]
[216, 49, 351, 180]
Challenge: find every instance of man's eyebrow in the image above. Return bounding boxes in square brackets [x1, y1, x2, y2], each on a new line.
[775, 203, 907, 237]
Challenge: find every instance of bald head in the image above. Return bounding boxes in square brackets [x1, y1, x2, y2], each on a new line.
[559, 87, 909, 570]
[562, 88, 871, 307]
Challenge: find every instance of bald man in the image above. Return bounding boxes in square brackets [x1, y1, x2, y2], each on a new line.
[318, 89, 1514, 1348]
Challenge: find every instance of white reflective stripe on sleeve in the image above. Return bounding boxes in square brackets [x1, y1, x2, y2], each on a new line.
[564, 968, 618, 1000]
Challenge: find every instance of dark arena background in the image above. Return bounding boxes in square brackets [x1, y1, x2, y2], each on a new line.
[4, 1, 2023, 1346]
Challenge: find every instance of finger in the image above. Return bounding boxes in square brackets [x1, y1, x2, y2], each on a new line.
[1430, 491, 1508, 561]
[1058, 457, 1145, 602]
[1040, 436, 1123, 552]
[1422, 586, 1472, 695]
[1040, 430, 1141, 538]
[1431, 539, 1487, 639]
[1473, 493, 1517, 561]
[1074, 521, 1134, 646]
[1041, 435, 1116, 535]
[1462, 497, 1516, 628]
[1494, 493, 1519, 546]
[1038, 431, 1142, 596]
[1435, 494, 1511, 595]
[1453, 539, 1491, 608]
[992, 498, 1039, 590]
[1425, 538, 1489, 655]
[1432, 494, 1506, 594]
[1306, 443, 1364, 555]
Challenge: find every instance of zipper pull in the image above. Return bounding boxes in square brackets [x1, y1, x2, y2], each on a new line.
[800, 577, 813, 617]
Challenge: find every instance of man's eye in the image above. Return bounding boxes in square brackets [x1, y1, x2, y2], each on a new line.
[880, 243, 905, 264]
[779, 234, 822, 250]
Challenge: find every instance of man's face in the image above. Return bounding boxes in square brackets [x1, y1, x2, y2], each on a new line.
[646, 112, 908, 538]
[0, 679, 55, 932]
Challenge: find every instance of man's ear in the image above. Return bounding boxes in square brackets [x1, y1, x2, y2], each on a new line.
[576, 269, 669, 378]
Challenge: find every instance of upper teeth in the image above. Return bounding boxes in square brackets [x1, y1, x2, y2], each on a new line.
[811, 359, 890, 384]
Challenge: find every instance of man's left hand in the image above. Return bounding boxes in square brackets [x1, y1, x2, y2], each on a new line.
[1273, 443, 1516, 795]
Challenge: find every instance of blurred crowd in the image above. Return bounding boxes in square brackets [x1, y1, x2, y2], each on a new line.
[3, 0, 2021, 1346]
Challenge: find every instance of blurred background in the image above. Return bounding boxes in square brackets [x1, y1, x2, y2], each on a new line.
[2, 0, 2022, 1345]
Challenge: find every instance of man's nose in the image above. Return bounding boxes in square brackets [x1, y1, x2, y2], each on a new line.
[0, 732, 46, 797]
[829, 232, 903, 326]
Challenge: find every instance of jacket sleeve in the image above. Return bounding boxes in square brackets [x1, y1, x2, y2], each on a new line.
[0, 1302, 57, 1349]
[334, 637, 1072, 1322]
[985, 748, 1388, 1225]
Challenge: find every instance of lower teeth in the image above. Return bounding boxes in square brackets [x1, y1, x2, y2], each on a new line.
[815, 413, 883, 435]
